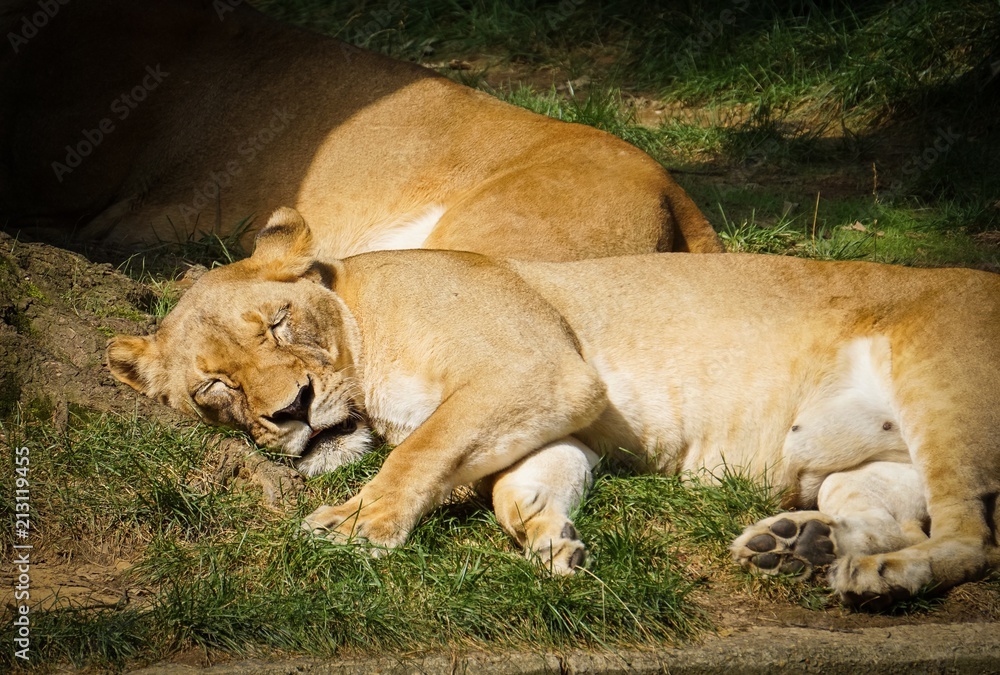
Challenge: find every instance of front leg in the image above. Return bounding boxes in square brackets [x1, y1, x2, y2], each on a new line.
[303, 490, 408, 552]
[488, 437, 600, 574]
[304, 364, 606, 551]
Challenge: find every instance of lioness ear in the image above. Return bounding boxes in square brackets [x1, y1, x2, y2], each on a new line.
[107, 335, 160, 395]
[302, 259, 344, 289]
[252, 207, 314, 268]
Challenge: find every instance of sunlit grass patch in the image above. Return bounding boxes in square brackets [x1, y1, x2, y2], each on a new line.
[1, 413, 794, 670]
[703, 188, 999, 268]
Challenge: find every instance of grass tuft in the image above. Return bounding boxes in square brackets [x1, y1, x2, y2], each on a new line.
[496, 85, 664, 158]
[717, 208, 799, 255]
[0, 412, 791, 670]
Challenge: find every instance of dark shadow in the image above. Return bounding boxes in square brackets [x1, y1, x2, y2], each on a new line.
[0, 0, 440, 261]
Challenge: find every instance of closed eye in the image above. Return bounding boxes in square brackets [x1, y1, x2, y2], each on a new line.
[191, 378, 242, 426]
[269, 305, 293, 344]
[194, 378, 236, 402]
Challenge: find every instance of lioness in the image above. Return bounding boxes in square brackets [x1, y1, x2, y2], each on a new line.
[0, 0, 719, 259]
[108, 208, 1000, 607]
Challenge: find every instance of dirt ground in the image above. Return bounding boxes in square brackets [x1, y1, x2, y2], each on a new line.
[0, 231, 307, 619]
[130, 622, 1000, 674]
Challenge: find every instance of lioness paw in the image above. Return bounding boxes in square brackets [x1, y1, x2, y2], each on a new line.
[525, 522, 588, 576]
[732, 512, 837, 578]
[302, 499, 408, 552]
[828, 552, 931, 610]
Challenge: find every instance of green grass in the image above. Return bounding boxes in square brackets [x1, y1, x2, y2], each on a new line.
[635, 1, 1000, 116]
[251, 0, 1000, 120]
[0, 412, 787, 671]
[120, 214, 253, 278]
[709, 192, 998, 267]
[114, 214, 256, 321]
[144, 278, 184, 320]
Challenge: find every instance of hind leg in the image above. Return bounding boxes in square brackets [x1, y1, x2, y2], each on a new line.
[824, 313, 1000, 608]
[828, 432, 999, 608]
[733, 461, 929, 583]
[488, 437, 599, 574]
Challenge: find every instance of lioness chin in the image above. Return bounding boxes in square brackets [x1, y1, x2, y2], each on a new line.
[108, 208, 1000, 609]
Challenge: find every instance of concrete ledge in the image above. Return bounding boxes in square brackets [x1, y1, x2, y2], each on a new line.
[130, 622, 1000, 674]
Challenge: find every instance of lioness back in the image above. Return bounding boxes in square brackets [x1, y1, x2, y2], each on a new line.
[509, 254, 1000, 480]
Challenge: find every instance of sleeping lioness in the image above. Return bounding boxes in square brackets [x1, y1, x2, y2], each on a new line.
[0, 0, 719, 259]
[108, 208, 1000, 607]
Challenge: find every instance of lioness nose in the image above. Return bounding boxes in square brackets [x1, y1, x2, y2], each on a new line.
[266, 381, 314, 424]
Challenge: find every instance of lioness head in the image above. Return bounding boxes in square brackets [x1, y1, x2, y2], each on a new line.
[107, 208, 370, 475]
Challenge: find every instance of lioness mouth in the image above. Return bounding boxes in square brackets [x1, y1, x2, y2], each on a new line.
[302, 417, 360, 456]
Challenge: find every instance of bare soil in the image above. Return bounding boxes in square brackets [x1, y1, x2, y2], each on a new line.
[0, 232, 304, 619]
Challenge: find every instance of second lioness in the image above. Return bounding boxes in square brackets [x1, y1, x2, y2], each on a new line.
[1, 0, 720, 259]
[109, 209, 1000, 608]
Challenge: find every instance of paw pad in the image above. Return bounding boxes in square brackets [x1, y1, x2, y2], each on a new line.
[747, 533, 776, 552]
[732, 513, 838, 579]
[770, 518, 797, 538]
[751, 552, 780, 570]
[798, 521, 835, 559]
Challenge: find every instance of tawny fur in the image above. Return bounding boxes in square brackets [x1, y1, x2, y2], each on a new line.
[108, 209, 1000, 608]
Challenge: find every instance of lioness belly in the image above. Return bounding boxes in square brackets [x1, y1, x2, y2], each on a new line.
[576, 333, 914, 508]
[779, 336, 910, 505]
[573, 354, 686, 474]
